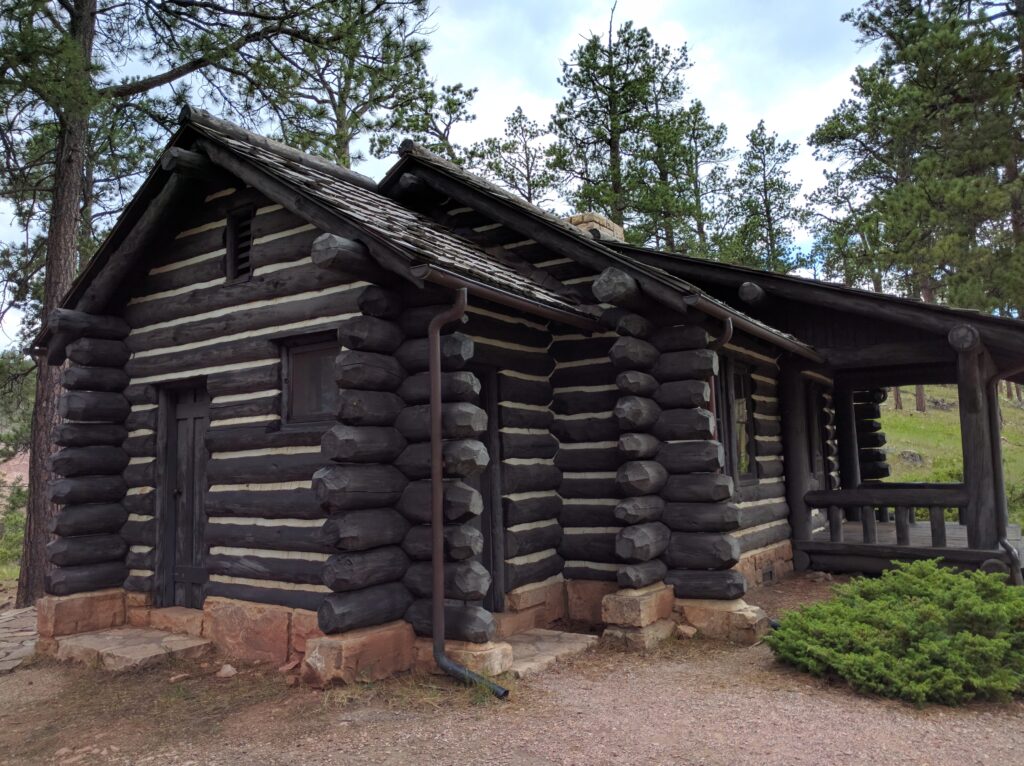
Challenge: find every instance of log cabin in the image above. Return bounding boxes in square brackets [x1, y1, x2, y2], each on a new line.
[30, 106, 1024, 683]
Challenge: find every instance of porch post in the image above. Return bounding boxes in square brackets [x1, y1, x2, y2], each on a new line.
[780, 363, 812, 543]
[950, 324, 999, 549]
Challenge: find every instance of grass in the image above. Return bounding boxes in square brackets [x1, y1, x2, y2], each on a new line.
[0, 561, 18, 582]
[880, 384, 1024, 523]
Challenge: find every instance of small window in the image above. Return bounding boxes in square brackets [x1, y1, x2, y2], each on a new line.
[715, 358, 757, 483]
[225, 206, 254, 281]
[282, 338, 338, 424]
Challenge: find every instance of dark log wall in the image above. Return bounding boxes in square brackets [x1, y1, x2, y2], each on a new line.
[115, 185, 378, 610]
[853, 388, 890, 482]
[461, 301, 564, 596]
[551, 331, 624, 583]
[47, 318, 132, 596]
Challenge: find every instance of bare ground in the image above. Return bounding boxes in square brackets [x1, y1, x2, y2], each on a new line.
[1, 573, 1021, 766]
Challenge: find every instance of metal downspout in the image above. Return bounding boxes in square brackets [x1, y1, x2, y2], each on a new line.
[428, 287, 510, 699]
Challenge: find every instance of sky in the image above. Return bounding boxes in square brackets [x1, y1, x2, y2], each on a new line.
[359, 0, 879, 197]
[0, 0, 879, 349]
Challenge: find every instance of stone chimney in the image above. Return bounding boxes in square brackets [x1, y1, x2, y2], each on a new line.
[566, 212, 624, 243]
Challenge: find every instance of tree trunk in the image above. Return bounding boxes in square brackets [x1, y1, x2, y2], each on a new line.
[915, 384, 927, 413]
[1016, 382, 1022, 403]
[17, 0, 96, 607]
[892, 386, 903, 410]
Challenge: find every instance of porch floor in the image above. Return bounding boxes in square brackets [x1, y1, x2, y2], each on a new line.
[812, 520, 1023, 555]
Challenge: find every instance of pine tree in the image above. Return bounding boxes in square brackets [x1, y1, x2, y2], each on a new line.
[467, 106, 556, 206]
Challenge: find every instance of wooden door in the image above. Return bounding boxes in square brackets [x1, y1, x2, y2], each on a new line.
[157, 385, 210, 608]
[472, 367, 505, 612]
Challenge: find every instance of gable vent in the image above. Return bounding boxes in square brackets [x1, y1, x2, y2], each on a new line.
[226, 207, 254, 280]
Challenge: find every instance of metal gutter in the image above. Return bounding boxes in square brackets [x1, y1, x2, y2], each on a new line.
[428, 287, 509, 699]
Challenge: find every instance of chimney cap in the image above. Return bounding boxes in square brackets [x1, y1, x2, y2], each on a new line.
[566, 212, 624, 243]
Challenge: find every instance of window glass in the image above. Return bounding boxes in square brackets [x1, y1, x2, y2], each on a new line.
[287, 342, 338, 423]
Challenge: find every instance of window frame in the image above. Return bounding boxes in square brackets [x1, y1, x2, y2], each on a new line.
[225, 205, 255, 282]
[716, 357, 758, 485]
[279, 332, 339, 428]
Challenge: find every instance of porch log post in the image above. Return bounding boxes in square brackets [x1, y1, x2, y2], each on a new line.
[834, 387, 861, 526]
[779, 363, 812, 544]
[950, 324, 999, 549]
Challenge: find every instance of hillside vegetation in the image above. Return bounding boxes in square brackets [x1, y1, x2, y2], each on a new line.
[881, 385, 1024, 524]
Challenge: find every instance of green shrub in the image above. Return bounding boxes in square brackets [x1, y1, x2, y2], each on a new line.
[765, 560, 1024, 705]
[0, 478, 27, 566]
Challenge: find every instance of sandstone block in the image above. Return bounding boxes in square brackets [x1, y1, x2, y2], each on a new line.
[732, 540, 794, 588]
[37, 588, 125, 638]
[149, 606, 204, 637]
[301, 620, 414, 687]
[505, 576, 564, 613]
[602, 618, 675, 651]
[493, 604, 544, 638]
[126, 607, 151, 628]
[412, 637, 514, 677]
[565, 580, 618, 626]
[290, 609, 325, 660]
[601, 583, 674, 628]
[124, 590, 153, 609]
[674, 598, 769, 645]
[202, 596, 292, 664]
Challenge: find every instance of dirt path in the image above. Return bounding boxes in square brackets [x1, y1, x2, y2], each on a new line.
[0, 575, 1020, 765]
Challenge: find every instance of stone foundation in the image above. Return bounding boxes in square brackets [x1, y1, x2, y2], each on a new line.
[565, 580, 618, 626]
[411, 637, 514, 677]
[673, 598, 769, 645]
[733, 540, 794, 588]
[301, 620, 415, 687]
[37, 588, 126, 639]
[494, 576, 566, 638]
[600, 583, 675, 650]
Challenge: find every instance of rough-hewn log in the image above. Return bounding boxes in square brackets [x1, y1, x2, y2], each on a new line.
[48, 309, 130, 341]
[396, 333, 473, 373]
[206, 521, 335, 554]
[662, 501, 789, 533]
[502, 462, 563, 494]
[321, 425, 406, 463]
[318, 509, 409, 551]
[558, 530, 618, 563]
[737, 282, 766, 306]
[61, 365, 129, 393]
[616, 522, 670, 563]
[318, 583, 414, 634]
[53, 422, 128, 448]
[398, 370, 480, 404]
[616, 460, 668, 496]
[593, 267, 645, 308]
[662, 473, 734, 504]
[336, 315, 404, 354]
[555, 445, 622, 472]
[398, 479, 482, 524]
[505, 552, 563, 593]
[442, 439, 490, 477]
[313, 465, 408, 510]
[501, 432, 559, 460]
[310, 232, 381, 277]
[403, 560, 492, 601]
[857, 431, 887, 449]
[124, 408, 157, 432]
[734, 521, 791, 553]
[50, 503, 126, 536]
[321, 546, 410, 592]
[614, 495, 665, 524]
[616, 370, 659, 396]
[651, 349, 718, 382]
[859, 461, 891, 480]
[45, 562, 128, 596]
[404, 599, 496, 643]
[617, 432, 661, 461]
[599, 307, 653, 338]
[656, 441, 725, 474]
[614, 396, 661, 432]
[550, 415, 618, 443]
[46, 533, 127, 566]
[120, 516, 155, 547]
[205, 553, 323, 585]
[205, 489, 323, 520]
[651, 408, 715, 441]
[401, 524, 483, 561]
[336, 389, 405, 427]
[65, 338, 130, 368]
[49, 475, 126, 505]
[335, 350, 405, 391]
[854, 402, 881, 420]
[562, 562, 618, 581]
[504, 493, 562, 526]
[395, 402, 487, 441]
[666, 569, 746, 599]
[48, 446, 129, 478]
[651, 325, 709, 352]
[664, 532, 741, 570]
[618, 559, 667, 589]
[608, 337, 659, 370]
[654, 380, 710, 409]
[505, 521, 562, 558]
[58, 391, 130, 423]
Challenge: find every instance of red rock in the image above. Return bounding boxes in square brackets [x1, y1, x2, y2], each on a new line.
[301, 620, 414, 687]
[36, 589, 125, 638]
[202, 597, 291, 664]
[149, 606, 204, 636]
[289, 609, 324, 660]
